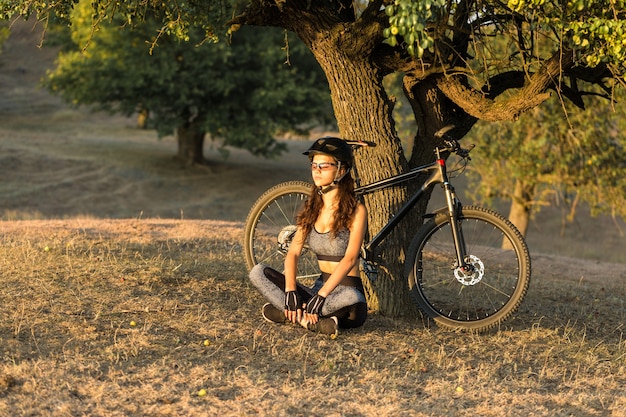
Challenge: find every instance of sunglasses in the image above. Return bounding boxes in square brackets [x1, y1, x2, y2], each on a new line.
[311, 162, 338, 171]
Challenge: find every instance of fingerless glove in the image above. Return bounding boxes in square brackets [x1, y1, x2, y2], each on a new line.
[304, 294, 326, 316]
[284, 291, 301, 311]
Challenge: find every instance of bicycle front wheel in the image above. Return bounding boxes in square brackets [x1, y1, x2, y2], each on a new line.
[405, 206, 531, 331]
[243, 181, 320, 283]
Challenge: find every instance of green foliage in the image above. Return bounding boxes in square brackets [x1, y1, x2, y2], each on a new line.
[380, 0, 626, 78]
[382, 0, 445, 57]
[0, 0, 230, 42]
[465, 91, 626, 221]
[383, 72, 416, 156]
[7, 0, 626, 78]
[505, 0, 626, 73]
[5, 0, 626, 318]
[0, 0, 74, 20]
[43, 1, 332, 157]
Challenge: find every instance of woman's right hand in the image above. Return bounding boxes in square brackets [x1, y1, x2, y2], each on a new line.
[285, 308, 302, 323]
[284, 291, 302, 323]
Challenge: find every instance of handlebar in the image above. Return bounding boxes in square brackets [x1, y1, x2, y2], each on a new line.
[434, 125, 474, 158]
[345, 126, 473, 159]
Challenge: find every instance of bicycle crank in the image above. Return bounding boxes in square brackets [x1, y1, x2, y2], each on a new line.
[454, 255, 484, 286]
[277, 225, 310, 256]
[277, 225, 297, 253]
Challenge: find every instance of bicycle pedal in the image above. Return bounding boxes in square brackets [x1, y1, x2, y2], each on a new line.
[360, 259, 378, 283]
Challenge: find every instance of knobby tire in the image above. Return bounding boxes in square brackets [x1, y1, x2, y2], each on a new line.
[405, 206, 531, 331]
[243, 181, 320, 283]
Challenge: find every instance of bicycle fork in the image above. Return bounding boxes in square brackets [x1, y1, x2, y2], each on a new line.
[434, 149, 474, 277]
[442, 182, 472, 271]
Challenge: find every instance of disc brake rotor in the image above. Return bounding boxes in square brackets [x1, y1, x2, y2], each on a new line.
[454, 255, 484, 286]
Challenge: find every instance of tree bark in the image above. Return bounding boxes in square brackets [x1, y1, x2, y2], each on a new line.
[176, 124, 206, 167]
[232, 1, 485, 316]
[137, 108, 149, 129]
[258, 11, 422, 315]
[507, 179, 534, 237]
[231, 3, 423, 316]
[312, 45, 418, 316]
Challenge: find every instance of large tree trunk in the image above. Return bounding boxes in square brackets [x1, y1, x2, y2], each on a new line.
[176, 124, 206, 167]
[283, 12, 475, 317]
[304, 37, 419, 316]
[233, 2, 474, 317]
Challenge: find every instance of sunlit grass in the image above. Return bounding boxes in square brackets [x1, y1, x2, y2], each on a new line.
[0, 219, 624, 416]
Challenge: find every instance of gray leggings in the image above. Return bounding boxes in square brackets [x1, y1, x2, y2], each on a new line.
[249, 264, 368, 329]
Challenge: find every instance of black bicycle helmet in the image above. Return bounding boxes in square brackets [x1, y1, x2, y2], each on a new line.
[303, 136, 353, 168]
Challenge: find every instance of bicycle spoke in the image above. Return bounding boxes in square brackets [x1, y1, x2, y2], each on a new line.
[244, 182, 319, 285]
[407, 207, 531, 330]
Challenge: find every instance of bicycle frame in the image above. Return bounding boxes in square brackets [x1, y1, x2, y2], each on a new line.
[355, 148, 469, 269]
[243, 129, 530, 330]
[244, 127, 531, 330]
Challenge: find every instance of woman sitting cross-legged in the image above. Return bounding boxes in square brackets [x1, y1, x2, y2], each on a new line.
[249, 137, 368, 336]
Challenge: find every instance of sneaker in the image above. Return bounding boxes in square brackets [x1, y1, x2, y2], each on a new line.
[306, 316, 339, 337]
[262, 303, 287, 324]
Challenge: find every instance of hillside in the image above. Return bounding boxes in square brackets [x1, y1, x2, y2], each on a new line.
[0, 17, 625, 267]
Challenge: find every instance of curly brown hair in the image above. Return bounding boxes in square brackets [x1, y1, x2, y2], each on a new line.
[296, 172, 358, 241]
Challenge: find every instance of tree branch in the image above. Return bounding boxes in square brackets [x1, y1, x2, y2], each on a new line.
[229, 0, 353, 31]
[437, 49, 576, 121]
[229, 0, 279, 27]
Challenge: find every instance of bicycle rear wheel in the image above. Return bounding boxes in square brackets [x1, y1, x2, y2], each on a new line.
[243, 181, 320, 284]
[405, 206, 531, 331]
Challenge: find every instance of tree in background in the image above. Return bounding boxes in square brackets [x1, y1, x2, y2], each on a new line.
[5, 0, 626, 315]
[0, 20, 8, 51]
[43, 1, 332, 166]
[464, 91, 626, 238]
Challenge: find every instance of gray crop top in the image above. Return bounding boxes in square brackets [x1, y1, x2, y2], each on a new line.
[307, 228, 350, 262]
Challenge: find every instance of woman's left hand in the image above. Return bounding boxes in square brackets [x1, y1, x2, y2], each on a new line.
[303, 311, 319, 324]
[304, 293, 326, 324]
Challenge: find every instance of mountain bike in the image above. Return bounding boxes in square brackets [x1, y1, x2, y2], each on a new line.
[243, 126, 531, 331]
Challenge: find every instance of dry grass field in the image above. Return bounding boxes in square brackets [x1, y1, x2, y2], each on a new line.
[1, 19, 625, 416]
